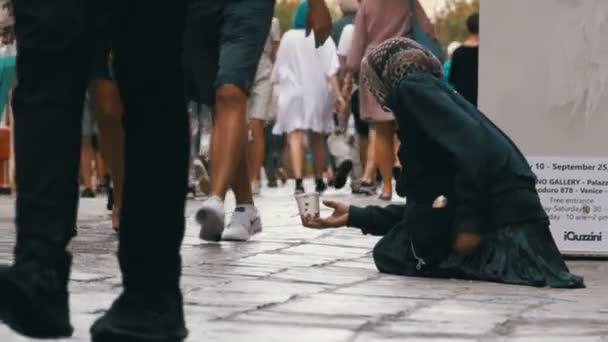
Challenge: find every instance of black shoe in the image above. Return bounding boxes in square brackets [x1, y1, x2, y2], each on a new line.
[91, 290, 188, 342]
[81, 188, 96, 198]
[106, 186, 114, 211]
[187, 184, 197, 198]
[267, 180, 278, 188]
[96, 174, 110, 194]
[0, 257, 73, 339]
[334, 160, 353, 189]
[315, 179, 327, 194]
[294, 178, 305, 194]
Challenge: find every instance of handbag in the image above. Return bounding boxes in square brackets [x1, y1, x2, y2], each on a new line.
[409, 0, 445, 61]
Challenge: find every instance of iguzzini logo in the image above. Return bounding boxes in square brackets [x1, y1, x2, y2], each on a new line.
[563, 231, 603, 242]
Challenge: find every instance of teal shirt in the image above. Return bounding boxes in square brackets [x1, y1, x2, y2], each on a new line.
[443, 60, 452, 84]
[0, 55, 16, 122]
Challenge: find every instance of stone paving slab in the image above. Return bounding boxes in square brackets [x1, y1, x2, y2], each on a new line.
[0, 182, 607, 341]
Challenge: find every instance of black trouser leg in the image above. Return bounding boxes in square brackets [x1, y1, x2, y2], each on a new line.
[12, 0, 90, 263]
[112, 0, 188, 293]
[263, 123, 278, 184]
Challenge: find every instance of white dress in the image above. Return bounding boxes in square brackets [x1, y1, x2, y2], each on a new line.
[272, 29, 339, 135]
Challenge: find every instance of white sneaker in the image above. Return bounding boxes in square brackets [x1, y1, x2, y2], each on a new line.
[222, 205, 262, 241]
[196, 196, 225, 242]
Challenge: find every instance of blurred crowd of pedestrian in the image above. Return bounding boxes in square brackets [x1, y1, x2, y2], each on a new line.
[0, 0, 481, 233]
[1, 1, 587, 342]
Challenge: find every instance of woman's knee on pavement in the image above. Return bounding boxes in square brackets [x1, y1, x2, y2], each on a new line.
[372, 241, 404, 276]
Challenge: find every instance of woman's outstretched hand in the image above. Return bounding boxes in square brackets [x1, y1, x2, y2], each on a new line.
[302, 200, 350, 229]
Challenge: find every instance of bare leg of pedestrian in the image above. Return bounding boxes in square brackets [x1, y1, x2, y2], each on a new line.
[357, 128, 377, 195]
[311, 132, 328, 193]
[359, 134, 369, 171]
[80, 134, 96, 197]
[288, 130, 305, 194]
[262, 123, 282, 187]
[187, 101, 202, 196]
[374, 121, 395, 200]
[248, 117, 265, 195]
[210, 86, 260, 241]
[93, 139, 105, 190]
[186, 1, 275, 243]
[91, 78, 124, 232]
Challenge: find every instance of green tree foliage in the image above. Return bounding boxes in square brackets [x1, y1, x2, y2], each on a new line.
[275, 1, 300, 33]
[435, 0, 479, 46]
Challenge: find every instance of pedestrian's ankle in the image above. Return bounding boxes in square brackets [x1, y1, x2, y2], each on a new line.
[208, 195, 224, 203]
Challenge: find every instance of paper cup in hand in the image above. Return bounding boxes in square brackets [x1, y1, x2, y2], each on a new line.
[295, 193, 320, 217]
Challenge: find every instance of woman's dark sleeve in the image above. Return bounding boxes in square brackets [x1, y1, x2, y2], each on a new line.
[398, 74, 487, 235]
[347, 204, 406, 236]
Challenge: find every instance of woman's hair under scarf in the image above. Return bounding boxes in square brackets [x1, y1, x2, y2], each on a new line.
[293, 1, 308, 30]
[363, 38, 443, 109]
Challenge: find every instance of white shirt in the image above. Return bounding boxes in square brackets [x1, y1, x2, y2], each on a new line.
[337, 24, 358, 93]
[337, 24, 354, 57]
[272, 30, 340, 134]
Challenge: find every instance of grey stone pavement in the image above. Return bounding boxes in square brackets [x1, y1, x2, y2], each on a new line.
[1, 181, 607, 342]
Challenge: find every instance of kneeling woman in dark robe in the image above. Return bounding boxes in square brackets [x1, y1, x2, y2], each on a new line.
[303, 38, 584, 289]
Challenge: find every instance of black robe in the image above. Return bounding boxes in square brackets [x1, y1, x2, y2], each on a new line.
[347, 73, 584, 288]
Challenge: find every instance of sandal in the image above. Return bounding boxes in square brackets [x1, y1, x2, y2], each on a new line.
[355, 181, 377, 196]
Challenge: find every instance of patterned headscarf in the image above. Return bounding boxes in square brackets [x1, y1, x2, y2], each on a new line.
[363, 38, 443, 108]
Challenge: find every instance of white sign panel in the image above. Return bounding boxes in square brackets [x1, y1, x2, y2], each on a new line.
[479, 0, 608, 255]
[528, 157, 608, 256]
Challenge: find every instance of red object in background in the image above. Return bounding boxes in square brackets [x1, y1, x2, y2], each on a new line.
[0, 126, 9, 161]
[0, 126, 10, 188]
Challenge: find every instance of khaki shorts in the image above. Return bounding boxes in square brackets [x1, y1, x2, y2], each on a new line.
[247, 73, 275, 121]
